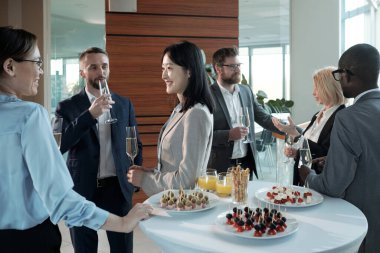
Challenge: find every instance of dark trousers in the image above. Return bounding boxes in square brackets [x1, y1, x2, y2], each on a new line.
[229, 147, 257, 180]
[70, 179, 132, 253]
[0, 218, 61, 253]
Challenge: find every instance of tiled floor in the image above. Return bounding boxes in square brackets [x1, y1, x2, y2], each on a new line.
[59, 145, 278, 253]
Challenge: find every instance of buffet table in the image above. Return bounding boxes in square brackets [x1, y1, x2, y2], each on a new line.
[140, 180, 367, 253]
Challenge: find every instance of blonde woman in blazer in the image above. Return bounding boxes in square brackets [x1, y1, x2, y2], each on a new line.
[127, 41, 214, 196]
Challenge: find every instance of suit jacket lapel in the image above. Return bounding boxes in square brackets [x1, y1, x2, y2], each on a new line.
[212, 84, 233, 128]
[78, 89, 99, 139]
[238, 86, 248, 111]
[161, 111, 185, 140]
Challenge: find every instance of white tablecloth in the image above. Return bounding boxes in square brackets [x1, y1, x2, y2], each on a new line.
[140, 181, 367, 253]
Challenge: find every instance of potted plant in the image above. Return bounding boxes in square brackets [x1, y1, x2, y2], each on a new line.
[256, 90, 294, 113]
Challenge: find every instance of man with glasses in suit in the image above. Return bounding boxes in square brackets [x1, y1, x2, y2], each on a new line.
[208, 47, 280, 179]
[299, 43, 380, 253]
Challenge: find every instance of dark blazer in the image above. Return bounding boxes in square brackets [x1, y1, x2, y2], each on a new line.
[293, 104, 345, 184]
[56, 89, 142, 205]
[208, 83, 279, 175]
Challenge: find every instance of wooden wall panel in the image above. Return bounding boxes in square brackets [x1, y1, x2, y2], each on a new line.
[107, 36, 238, 116]
[137, 0, 238, 17]
[107, 13, 238, 38]
[105, 0, 238, 173]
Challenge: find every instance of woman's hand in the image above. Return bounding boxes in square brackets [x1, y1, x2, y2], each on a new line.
[122, 203, 153, 231]
[272, 116, 299, 137]
[101, 203, 153, 233]
[127, 165, 149, 187]
[284, 146, 297, 158]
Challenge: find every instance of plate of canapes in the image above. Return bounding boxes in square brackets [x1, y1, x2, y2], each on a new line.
[255, 185, 324, 207]
[214, 206, 298, 239]
[145, 188, 220, 213]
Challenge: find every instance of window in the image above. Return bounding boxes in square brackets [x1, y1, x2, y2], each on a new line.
[239, 46, 289, 100]
[341, 0, 379, 51]
[239, 0, 290, 100]
[50, 58, 82, 113]
[50, 0, 105, 114]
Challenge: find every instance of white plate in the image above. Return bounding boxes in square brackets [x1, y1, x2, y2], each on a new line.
[255, 186, 324, 208]
[145, 189, 219, 214]
[214, 211, 298, 239]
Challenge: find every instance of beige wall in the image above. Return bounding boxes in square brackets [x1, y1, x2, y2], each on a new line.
[0, 0, 46, 107]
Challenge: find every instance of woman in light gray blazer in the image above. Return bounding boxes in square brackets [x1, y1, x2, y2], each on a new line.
[127, 41, 214, 196]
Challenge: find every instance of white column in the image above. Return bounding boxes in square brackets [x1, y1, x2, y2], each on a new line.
[290, 0, 340, 124]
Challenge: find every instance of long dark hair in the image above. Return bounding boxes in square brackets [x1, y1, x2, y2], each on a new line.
[162, 41, 214, 113]
[0, 26, 37, 76]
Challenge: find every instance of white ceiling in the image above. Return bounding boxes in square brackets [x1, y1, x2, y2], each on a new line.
[51, 0, 289, 58]
[239, 0, 289, 47]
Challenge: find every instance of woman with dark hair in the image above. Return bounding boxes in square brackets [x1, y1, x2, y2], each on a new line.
[127, 41, 214, 196]
[0, 26, 152, 253]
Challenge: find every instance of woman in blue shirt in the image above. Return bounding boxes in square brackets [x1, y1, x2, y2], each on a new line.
[0, 26, 152, 253]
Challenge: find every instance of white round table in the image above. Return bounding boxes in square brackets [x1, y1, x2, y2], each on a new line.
[140, 180, 367, 253]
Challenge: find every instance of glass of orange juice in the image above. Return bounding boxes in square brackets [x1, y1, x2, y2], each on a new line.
[198, 169, 217, 192]
[216, 172, 232, 197]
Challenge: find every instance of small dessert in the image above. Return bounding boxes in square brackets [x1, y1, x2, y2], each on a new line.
[224, 206, 289, 238]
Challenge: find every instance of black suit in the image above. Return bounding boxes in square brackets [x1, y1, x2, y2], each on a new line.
[293, 104, 345, 185]
[56, 89, 142, 253]
[208, 83, 279, 178]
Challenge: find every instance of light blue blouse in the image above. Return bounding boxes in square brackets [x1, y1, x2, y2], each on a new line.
[0, 94, 108, 230]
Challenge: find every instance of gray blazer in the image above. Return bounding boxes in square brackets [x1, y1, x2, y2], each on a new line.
[307, 90, 380, 253]
[141, 103, 213, 196]
[208, 83, 278, 174]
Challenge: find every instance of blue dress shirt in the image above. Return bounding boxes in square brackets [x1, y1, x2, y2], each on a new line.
[0, 95, 108, 230]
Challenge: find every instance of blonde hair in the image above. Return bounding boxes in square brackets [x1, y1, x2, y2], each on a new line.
[313, 66, 345, 106]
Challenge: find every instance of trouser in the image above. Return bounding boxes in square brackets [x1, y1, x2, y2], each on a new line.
[230, 147, 257, 180]
[0, 218, 61, 253]
[70, 178, 133, 253]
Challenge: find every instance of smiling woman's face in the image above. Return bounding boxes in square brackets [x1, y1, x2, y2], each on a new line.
[161, 53, 189, 96]
[8, 46, 44, 97]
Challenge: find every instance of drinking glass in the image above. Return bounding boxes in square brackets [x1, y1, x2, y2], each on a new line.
[197, 169, 217, 192]
[239, 107, 252, 143]
[99, 80, 117, 124]
[298, 137, 312, 168]
[283, 134, 295, 163]
[126, 126, 138, 165]
[231, 167, 250, 205]
[216, 172, 232, 197]
[51, 116, 63, 148]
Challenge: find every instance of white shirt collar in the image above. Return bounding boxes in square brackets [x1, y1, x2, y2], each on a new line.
[85, 87, 97, 103]
[217, 81, 240, 95]
[353, 88, 380, 104]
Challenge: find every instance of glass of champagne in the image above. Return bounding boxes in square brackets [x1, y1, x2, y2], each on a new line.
[284, 134, 295, 163]
[126, 126, 138, 165]
[239, 107, 252, 143]
[99, 80, 117, 124]
[51, 116, 63, 148]
[298, 137, 313, 168]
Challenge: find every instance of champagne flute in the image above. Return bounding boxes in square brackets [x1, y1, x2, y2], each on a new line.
[98, 80, 117, 124]
[239, 107, 252, 143]
[284, 134, 295, 163]
[298, 137, 313, 168]
[51, 116, 63, 148]
[126, 126, 138, 165]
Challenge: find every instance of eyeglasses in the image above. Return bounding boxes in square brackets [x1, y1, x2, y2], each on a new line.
[332, 68, 354, 81]
[220, 63, 242, 71]
[13, 58, 43, 69]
